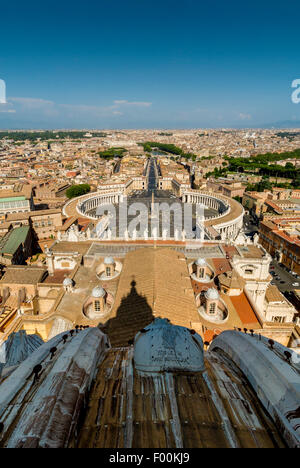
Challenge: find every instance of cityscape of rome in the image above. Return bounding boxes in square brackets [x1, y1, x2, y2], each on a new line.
[0, 0, 300, 454]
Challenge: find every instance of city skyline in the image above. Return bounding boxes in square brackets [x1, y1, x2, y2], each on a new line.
[1, 0, 300, 129]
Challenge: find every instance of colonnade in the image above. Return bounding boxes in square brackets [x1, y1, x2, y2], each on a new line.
[74, 189, 244, 241]
[77, 193, 123, 218]
[182, 192, 228, 213]
[214, 214, 244, 239]
[182, 191, 244, 240]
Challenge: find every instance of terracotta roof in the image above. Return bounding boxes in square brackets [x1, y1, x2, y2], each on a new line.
[43, 269, 73, 284]
[265, 201, 283, 213]
[212, 258, 232, 275]
[203, 329, 216, 342]
[60, 216, 78, 232]
[229, 293, 260, 327]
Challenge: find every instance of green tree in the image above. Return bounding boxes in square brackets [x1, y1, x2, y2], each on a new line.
[66, 184, 91, 199]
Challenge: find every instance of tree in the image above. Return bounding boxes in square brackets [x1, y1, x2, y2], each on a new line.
[66, 184, 91, 199]
[98, 147, 126, 159]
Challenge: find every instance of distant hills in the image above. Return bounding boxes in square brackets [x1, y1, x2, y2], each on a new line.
[258, 120, 300, 129]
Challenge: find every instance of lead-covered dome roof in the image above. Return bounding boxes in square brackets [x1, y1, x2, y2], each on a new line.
[92, 286, 106, 298]
[205, 288, 220, 300]
[134, 318, 205, 373]
[104, 257, 115, 265]
[195, 258, 206, 266]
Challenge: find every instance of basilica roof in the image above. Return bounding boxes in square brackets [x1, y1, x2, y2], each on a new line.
[0, 328, 108, 448]
[210, 330, 300, 447]
[103, 248, 200, 347]
[0, 325, 298, 448]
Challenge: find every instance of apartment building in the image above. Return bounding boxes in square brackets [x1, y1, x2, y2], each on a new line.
[5, 209, 63, 240]
[259, 217, 300, 274]
[0, 185, 34, 215]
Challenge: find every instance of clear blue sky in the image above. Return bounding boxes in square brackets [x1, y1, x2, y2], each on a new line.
[0, 0, 300, 129]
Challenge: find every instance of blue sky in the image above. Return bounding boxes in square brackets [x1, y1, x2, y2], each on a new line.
[0, 0, 300, 129]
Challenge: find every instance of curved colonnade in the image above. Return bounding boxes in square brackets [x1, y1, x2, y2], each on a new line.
[63, 189, 244, 241]
[182, 190, 244, 239]
[76, 192, 124, 220]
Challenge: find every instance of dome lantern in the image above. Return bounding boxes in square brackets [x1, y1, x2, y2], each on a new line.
[92, 286, 106, 298]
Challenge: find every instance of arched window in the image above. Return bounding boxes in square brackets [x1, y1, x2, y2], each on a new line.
[94, 300, 101, 312]
[209, 302, 216, 314]
[106, 266, 111, 277]
[245, 269, 253, 275]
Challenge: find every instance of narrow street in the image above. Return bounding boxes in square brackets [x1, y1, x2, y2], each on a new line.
[270, 260, 300, 292]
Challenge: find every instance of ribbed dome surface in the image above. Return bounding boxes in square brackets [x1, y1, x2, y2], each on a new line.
[205, 287, 220, 300]
[0, 331, 43, 370]
[195, 257, 206, 266]
[104, 257, 114, 265]
[63, 277, 73, 286]
[92, 286, 106, 298]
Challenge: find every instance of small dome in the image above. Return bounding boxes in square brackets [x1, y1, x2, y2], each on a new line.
[134, 318, 205, 373]
[104, 256, 115, 265]
[63, 277, 73, 286]
[92, 286, 106, 298]
[205, 288, 219, 300]
[195, 258, 206, 266]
